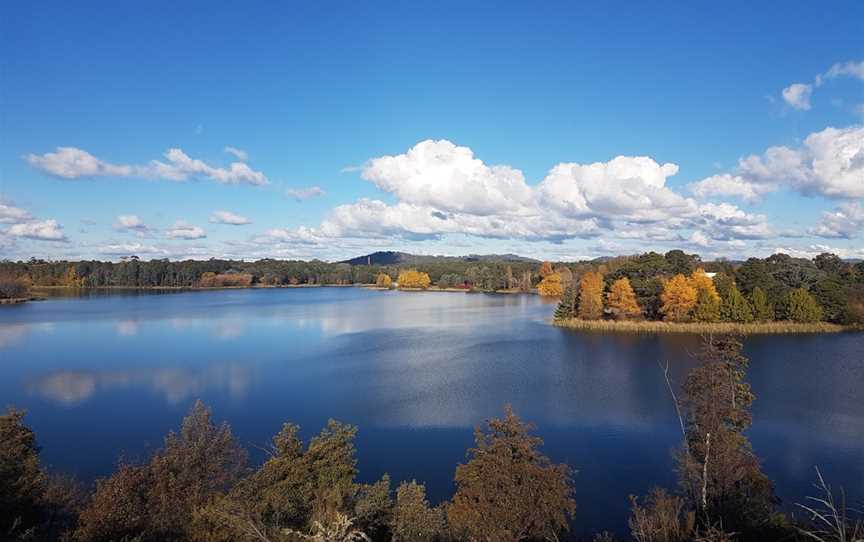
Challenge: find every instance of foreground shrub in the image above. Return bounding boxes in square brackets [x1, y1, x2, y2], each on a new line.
[391, 481, 446, 542]
[75, 401, 246, 542]
[1, 408, 82, 540]
[1, 408, 47, 536]
[795, 468, 863, 542]
[74, 464, 152, 542]
[448, 405, 576, 542]
[629, 488, 695, 542]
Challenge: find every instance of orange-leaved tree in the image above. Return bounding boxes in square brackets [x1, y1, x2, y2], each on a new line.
[578, 271, 604, 320]
[689, 269, 721, 322]
[537, 273, 564, 297]
[688, 269, 719, 302]
[660, 274, 697, 322]
[397, 269, 431, 289]
[375, 273, 392, 289]
[607, 277, 641, 320]
[539, 261, 554, 278]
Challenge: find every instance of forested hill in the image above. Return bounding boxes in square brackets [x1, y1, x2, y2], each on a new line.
[339, 251, 539, 266]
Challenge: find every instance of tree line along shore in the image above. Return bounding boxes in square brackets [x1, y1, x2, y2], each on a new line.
[3, 336, 861, 542]
[2, 251, 863, 332]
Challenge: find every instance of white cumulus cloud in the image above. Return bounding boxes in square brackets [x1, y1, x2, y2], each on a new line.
[0, 202, 33, 224]
[166, 221, 207, 240]
[150, 149, 267, 185]
[25, 147, 134, 179]
[223, 146, 249, 161]
[285, 186, 326, 201]
[781, 59, 864, 111]
[781, 83, 813, 110]
[7, 220, 67, 241]
[26, 147, 268, 186]
[823, 60, 864, 81]
[688, 173, 771, 202]
[689, 125, 864, 200]
[808, 202, 864, 239]
[113, 214, 149, 234]
[361, 140, 533, 216]
[537, 156, 693, 222]
[266, 140, 768, 251]
[209, 210, 251, 225]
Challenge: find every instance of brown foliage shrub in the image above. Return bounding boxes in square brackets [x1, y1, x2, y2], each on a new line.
[198, 272, 253, 288]
[448, 406, 575, 542]
[629, 488, 695, 542]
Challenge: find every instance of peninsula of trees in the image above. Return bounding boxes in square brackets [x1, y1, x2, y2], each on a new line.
[551, 250, 864, 332]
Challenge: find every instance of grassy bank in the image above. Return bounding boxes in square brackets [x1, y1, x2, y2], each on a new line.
[553, 317, 854, 335]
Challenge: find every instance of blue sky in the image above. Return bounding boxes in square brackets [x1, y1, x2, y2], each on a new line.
[1, 1, 863, 261]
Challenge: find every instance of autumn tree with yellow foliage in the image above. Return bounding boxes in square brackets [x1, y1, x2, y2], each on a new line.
[62, 266, 84, 288]
[660, 274, 697, 321]
[688, 269, 719, 302]
[688, 268, 721, 322]
[578, 271, 604, 320]
[375, 273, 392, 289]
[537, 273, 564, 297]
[397, 269, 431, 289]
[607, 277, 641, 320]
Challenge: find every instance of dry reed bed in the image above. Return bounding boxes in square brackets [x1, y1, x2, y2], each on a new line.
[553, 318, 853, 335]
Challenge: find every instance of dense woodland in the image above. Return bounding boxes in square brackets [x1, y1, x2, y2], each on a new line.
[2, 250, 863, 326]
[0, 257, 539, 293]
[545, 251, 864, 326]
[2, 336, 861, 542]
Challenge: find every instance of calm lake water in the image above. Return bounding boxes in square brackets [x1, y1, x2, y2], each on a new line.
[1, 288, 862, 535]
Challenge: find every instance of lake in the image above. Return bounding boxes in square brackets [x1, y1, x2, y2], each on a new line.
[1, 287, 862, 536]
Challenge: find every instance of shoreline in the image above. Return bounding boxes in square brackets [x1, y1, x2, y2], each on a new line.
[31, 285, 537, 295]
[552, 318, 856, 335]
[32, 284, 356, 291]
[0, 296, 44, 305]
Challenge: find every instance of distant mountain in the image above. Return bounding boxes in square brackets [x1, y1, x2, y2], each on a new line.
[340, 251, 539, 266]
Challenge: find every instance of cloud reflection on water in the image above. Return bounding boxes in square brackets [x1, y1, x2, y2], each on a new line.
[28, 363, 251, 406]
[0, 322, 54, 349]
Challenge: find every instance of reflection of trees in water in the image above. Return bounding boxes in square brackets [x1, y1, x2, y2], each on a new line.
[28, 363, 251, 406]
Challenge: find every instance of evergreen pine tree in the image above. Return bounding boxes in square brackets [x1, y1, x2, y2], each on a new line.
[554, 285, 577, 320]
[677, 336, 776, 534]
[749, 287, 773, 321]
[780, 288, 823, 323]
[720, 286, 754, 323]
[692, 287, 721, 322]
